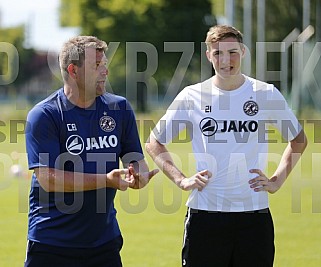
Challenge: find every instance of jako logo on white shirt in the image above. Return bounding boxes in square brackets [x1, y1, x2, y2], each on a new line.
[200, 118, 258, 136]
[66, 135, 118, 155]
[200, 117, 218, 136]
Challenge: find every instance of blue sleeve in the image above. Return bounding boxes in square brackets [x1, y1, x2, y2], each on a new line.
[25, 105, 61, 169]
[119, 100, 144, 164]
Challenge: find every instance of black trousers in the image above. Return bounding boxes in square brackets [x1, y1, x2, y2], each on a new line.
[24, 235, 123, 267]
[182, 208, 275, 267]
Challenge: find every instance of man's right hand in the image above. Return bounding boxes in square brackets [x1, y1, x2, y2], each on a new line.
[178, 170, 211, 191]
[106, 169, 132, 191]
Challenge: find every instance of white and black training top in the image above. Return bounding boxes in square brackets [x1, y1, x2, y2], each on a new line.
[153, 75, 301, 212]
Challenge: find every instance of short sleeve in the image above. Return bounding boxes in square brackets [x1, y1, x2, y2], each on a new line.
[25, 106, 61, 169]
[152, 88, 192, 145]
[119, 100, 144, 164]
[264, 87, 302, 141]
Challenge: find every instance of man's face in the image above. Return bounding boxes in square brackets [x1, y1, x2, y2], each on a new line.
[206, 37, 245, 79]
[77, 47, 108, 97]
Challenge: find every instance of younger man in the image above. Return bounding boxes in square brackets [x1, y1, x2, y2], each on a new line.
[146, 25, 307, 267]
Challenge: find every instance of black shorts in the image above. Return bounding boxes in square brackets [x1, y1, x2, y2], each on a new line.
[182, 208, 275, 267]
[24, 235, 123, 267]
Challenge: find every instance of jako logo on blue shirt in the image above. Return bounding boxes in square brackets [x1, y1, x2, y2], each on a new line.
[66, 135, 118, 155]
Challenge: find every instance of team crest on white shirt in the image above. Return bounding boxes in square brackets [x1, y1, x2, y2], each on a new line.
[99, 112, 116, 132]
[243, 100, 259, 116]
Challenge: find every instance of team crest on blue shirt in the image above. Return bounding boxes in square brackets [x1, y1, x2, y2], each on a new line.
[243, 100, 259, 116]
[100, 113, 116, 132]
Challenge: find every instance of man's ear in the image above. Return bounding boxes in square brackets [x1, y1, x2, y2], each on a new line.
[67, 64, 77, 78]
[206, 50, 212, 63]
[241, 44, 246, 58]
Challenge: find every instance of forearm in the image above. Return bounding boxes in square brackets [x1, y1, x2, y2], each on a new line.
[272, 130, 307, 187]
[35, 167, 108, 192]
[159, 155, 186, 186]
[145, 137, 186, 186]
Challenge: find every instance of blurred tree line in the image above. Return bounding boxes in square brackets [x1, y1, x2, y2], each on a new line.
[59, 0, 321, 111]
[1, 0, 320, 111]
[0, 26, 36, 92]
[0, 25, 59, 104]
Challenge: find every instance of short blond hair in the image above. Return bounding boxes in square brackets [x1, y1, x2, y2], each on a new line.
[59, 36, 107, 81]
[205, 25, 243, 50]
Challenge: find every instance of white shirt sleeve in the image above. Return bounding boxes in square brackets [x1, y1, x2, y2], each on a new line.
[152, 88, 193, 145]
[264, 86, 302, 141]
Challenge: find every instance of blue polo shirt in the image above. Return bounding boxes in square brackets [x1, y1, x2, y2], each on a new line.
[25, 88, 143, 248]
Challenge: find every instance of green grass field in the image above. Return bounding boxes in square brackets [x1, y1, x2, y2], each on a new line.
[0, 107, 321, 266]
